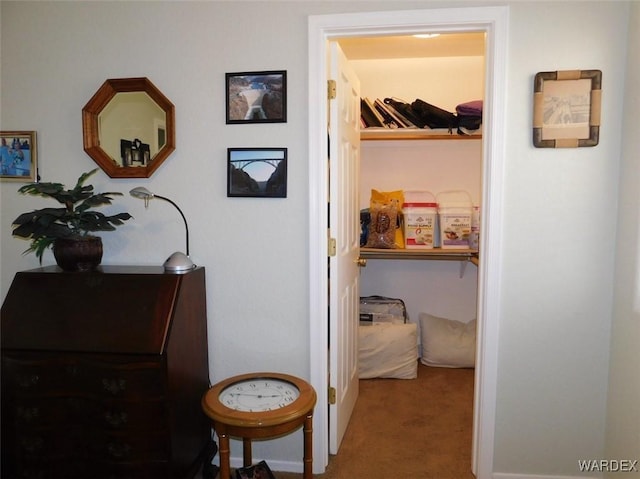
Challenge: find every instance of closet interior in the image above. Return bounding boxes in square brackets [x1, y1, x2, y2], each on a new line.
[338, 31, 485, 395]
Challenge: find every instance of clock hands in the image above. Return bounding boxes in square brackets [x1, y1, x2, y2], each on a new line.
[227, 392, 283, 398]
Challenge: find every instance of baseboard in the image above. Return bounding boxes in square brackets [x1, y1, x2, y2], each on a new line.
[493, 473, 601, 479]
[228, 462, 604, 478]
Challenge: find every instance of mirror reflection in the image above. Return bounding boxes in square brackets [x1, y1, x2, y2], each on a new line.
[99, 92, 167, 167]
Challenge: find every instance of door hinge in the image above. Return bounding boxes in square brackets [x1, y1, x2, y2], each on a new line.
[328, 386, 336, 404]
[327, 79, 336, 100]
[328, 237, 337, 257]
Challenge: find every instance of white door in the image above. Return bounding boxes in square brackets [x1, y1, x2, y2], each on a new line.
[328, 41, 361, 454]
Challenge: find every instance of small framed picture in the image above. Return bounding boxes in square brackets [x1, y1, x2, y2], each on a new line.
[226, 70, 287, 124]
[227, 147, 287, 198]
[1, 131, 37, 182]
[533, 69, 602, 148]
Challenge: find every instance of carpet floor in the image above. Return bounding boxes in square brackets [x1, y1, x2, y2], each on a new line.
[223, 362, 476, 479]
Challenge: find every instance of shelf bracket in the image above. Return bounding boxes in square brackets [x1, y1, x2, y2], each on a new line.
[459, 260, 468, 279]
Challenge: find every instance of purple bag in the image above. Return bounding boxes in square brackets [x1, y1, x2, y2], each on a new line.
[456, 100, 483, 117]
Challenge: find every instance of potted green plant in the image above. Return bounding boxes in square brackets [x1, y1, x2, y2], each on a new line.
[11, 168, 132, 271]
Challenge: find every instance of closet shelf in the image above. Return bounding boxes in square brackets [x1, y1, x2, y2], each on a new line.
[360, 247, 478, 261]
[361, 129, 481, 141]
[360, 248, 479, 278]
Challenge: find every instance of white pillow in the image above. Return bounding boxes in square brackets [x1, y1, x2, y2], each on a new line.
[419, 313, 476, 368]
[358, 323, 418, 379]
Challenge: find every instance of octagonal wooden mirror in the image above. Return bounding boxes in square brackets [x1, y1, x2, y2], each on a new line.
[82, 77, 175, 178]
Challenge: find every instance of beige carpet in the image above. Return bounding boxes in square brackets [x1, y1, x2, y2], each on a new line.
[235, 362, 476, 479]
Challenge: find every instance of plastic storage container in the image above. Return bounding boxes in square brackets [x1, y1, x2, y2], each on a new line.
[437, 190, 473, 249]
[469, 205, 480, 250]
[402, 191, 438, 249]
[359, 295, 408, 325]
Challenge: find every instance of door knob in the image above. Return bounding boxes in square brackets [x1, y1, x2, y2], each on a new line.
[356, 258, 367, 267]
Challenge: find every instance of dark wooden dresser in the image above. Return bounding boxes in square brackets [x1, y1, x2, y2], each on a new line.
[1, 265, 216, 479]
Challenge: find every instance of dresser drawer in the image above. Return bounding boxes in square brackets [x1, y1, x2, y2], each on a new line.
[10, 456, 171, 479]
[92, 429, 171, 462]
[6, 396, 168, 432]
[3, 353, 165, 399]
[10, 426, 171, 473]
[83, 359, 165, 399]
[98, 399, 168, 430]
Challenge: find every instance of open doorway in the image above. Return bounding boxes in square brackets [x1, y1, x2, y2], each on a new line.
[308, 7, 508, 478]
[337, 28, 483, 471]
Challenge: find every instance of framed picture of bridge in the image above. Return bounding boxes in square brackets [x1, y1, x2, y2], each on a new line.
[226, 70, 287, 124]
[227, 147, 287, 198]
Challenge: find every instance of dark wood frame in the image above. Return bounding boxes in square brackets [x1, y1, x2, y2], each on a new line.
[225, 70, 287, 124]
[533, 69, 602, 148]
[82, 77, 175, 178]
[0, 131, 37, 182]
[227, 147, 287, 198]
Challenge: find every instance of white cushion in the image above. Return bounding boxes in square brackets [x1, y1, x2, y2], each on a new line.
[419, 313, 476, 368]
[358, 323, 418, 379]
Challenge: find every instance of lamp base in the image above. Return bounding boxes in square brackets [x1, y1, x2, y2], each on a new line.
[163, 251, 196, 273]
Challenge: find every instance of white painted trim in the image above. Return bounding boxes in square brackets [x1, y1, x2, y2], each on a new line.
[308, 6, 509, 477]
[473, 7, 509, 478]
[307, 14, 330, 473]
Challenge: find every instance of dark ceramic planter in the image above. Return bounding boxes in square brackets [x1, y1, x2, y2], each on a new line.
[53, 236, 103, 272]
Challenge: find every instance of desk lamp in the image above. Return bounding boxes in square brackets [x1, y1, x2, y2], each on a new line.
[130, 186, 195, 272]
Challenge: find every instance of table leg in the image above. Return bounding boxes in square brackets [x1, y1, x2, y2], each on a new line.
[243, 437, 252, 467]
[218, 432, 231, 479]
[303, 411, 314, 479]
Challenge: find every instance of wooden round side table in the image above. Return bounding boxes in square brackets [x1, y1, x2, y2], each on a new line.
[202, 372, 317, 479]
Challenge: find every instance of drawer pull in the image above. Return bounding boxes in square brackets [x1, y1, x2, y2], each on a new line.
[102, 378, 126, 394]
[105, 411, 128, 427]
[107, 442, 131, 458]
[17, 406, 39, 423]
[17, 374, 39, 388]
[20, 436, 44, 453]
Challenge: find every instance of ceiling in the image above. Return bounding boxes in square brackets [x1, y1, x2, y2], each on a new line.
[338, 33, 485, 60]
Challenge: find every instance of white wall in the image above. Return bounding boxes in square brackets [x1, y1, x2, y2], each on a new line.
[495, 2, 629, 476]
[352, 56, 485, 111]
[605, 2, 640, 474]
[0, 1, 634, 477]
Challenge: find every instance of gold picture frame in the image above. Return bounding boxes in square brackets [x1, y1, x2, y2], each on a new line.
[1, 131, 38, 182]
[533, 69, 602, 148]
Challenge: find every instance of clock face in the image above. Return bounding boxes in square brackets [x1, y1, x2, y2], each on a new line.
[219, 377, 301, 412]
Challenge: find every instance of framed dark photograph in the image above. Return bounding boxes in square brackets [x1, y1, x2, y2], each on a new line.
[227, 147, 287, 198]
[1, 131, 37, 182]
[226, 70, 287, 124]
[533, 69, 602, 148]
